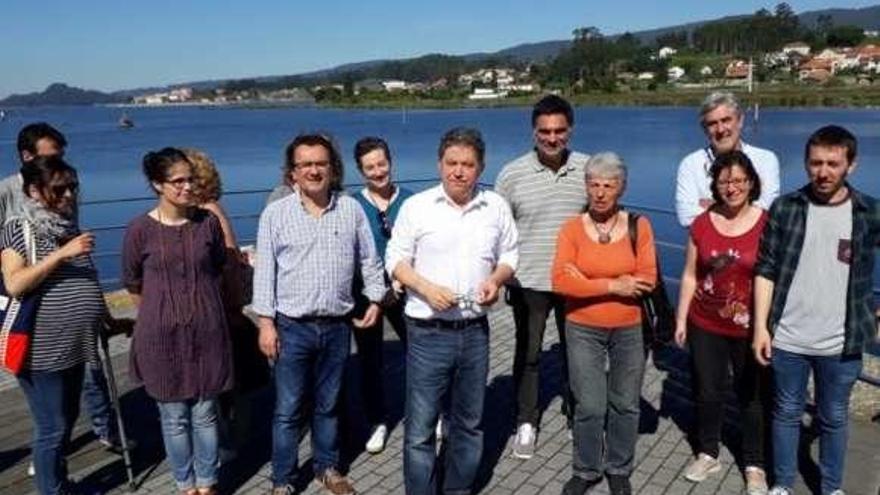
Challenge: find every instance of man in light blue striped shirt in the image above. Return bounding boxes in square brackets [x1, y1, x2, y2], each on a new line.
[253, 133, 385, 495]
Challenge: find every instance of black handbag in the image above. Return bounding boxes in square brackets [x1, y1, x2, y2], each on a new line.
[626, 212, 675, 349]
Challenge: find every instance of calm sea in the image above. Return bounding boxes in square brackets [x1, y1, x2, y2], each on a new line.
[0, 105, 878, 287]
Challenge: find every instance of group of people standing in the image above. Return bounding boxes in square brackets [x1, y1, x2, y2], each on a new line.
[2, 90, 877, 495]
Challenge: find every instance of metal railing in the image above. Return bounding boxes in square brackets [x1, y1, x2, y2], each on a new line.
[82, 178, 880, 381]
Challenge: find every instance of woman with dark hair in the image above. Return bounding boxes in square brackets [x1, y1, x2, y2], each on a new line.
[122, 148, 231, 495]
[674, 150, 771, 495]
[1, 156, 106, 495]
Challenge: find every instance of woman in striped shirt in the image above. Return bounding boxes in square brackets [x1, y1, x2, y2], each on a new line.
[1, 156, 106, 495]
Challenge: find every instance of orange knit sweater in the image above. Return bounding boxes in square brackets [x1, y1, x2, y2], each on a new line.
[551, 214, 657, 329]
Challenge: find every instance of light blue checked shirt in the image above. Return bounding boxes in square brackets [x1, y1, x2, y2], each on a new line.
[252, 189, 386, 319]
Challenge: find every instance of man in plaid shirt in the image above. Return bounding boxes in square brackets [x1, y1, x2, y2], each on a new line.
[752, 125, 880, 495]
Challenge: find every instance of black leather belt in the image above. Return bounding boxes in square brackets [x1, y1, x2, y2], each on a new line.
[279, 313, 348, 324]
[407, 316, 488, 330]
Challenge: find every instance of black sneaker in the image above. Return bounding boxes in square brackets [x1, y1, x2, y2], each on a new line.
[606, 474, 632, 495]
[561, 475, 601, 495]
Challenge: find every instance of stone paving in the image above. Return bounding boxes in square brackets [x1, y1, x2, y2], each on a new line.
[1, 304, 878, 495]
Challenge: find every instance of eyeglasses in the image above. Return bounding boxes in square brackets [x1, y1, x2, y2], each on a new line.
[165, 176, 194, 189]
[378, 210, 392, 238]
[294, 160, 331, 170]
[717, 177, 750, 188]
[50, 182, 79, 197]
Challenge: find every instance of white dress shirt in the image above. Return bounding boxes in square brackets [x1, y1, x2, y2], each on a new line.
[385, 185, 519, 320]
[675, 142, 781, 227]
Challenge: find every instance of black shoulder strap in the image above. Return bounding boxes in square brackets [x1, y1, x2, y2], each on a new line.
[627, 211, 639, 255]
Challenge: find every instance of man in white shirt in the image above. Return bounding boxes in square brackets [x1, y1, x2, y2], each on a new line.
[386, 127, 519, 495]
[675, 92, 781, 227]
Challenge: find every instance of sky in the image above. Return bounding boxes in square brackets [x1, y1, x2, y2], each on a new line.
[2, 0, 879, 98]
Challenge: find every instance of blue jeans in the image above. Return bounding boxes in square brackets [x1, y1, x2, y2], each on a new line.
[81, 361, 115, 441]
[404, 317, 489, 495]
[156, 398, 219, 490]
[18, 364, 85, 495]
[271, 315, 351, 487]
[566, 322, 645, 481]
[771, 348, 862, 494]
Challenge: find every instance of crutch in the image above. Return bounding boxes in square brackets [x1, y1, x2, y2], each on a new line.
[98, 324, 137, 491]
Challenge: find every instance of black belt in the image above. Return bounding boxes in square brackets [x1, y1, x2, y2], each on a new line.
[407, 316, 488, 330]
[279, 313, 348, 324]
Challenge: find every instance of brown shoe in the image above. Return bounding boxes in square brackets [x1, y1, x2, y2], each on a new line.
[316, 468, 356, 495]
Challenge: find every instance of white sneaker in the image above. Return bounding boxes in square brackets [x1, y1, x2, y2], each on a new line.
[684, 453, 722, 482]
[512, 423, 536, 459]
[827, 490, 845, 495]
[27, 461, 35, 477]
[745, 466, 768, 495]
[768, 487, 793, 495]
[365, 424, 388, 454]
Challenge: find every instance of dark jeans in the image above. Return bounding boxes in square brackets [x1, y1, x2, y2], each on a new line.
[81, 360, 116, 441]
[404, 317, 489, 495]
[771, 348, 862, 494]
[566, 322, 644, 480]
[508, 286, 572, 426]
[687, 326, 771, 467]
[271, 314, 351, 487]
[18, 364, 85, 495]
[352, 298, 407, 427]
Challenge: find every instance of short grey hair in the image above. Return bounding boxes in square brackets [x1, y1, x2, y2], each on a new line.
[585, 152, 627, 190]
[699, 91, 743, 121]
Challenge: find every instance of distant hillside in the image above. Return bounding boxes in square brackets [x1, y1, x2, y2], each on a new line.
[0, 83, 123, 106]
[288, 4, 880, 80]
[5, 4, 880, 104]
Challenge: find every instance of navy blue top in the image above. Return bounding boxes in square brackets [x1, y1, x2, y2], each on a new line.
[353, 186, 414, 260]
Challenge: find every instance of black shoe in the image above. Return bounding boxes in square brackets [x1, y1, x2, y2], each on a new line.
[606, 474, 632, 495]
[561, 475, 601, 495]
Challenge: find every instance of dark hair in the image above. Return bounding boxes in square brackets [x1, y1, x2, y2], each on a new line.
[531, 94, 574, 127]
[353, 136, 392, 172]
[283, 132, 344, 191]
[142, 147, 191, 193]
[437, 127, 485, 167]
[20, 155, 78, 200]
[17, 122, 67, 162]
[804, 125, 857, 165]
[709, 150, 761, 204]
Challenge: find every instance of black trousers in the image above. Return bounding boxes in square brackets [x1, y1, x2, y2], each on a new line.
[687, 325, 771, 467]
[509, 286, 573, 426]
[352, 298, 407, 427]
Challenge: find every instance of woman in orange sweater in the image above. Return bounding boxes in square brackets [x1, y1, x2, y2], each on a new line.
[552, 152, 657, 495]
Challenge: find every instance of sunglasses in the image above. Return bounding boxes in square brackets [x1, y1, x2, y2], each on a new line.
[50, 182, 79, 197]
[378, 210, 392, 238]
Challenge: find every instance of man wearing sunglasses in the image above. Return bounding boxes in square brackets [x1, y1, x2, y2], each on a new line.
[386, 127, 518, 495]
[350, 136, 413, 455]
[1, 123, 127, 472]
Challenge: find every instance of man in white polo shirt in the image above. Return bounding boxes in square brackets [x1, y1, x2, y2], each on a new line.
[495, 95, 588, 459]
[675, 91, 780, 227]
[386, 127, 519, 495]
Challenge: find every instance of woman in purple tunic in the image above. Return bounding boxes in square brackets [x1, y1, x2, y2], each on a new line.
[121, 147, 231, 495]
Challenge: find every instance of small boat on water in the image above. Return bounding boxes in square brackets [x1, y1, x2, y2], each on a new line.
[118, 112, 134, 129]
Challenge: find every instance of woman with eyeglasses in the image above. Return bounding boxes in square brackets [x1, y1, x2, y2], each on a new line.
[122, 147, 232, 495]
[1, 156, 109, 495]
[350, 136, 413, 454]
[674, 150, 771, 495]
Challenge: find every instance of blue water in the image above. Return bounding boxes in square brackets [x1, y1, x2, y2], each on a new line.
[0, 105, 878, 287]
